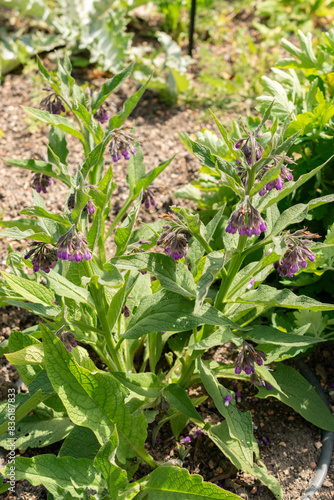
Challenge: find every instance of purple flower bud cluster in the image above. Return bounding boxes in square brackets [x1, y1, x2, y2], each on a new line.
[31, 173, 52, 194]
[234, 342, 267, 385]
[24, 242, 58, 273]
[57, 226, 92, 262]
[157, 225, 188, 261]
[40, 93, 65, 115]
[142, 188, 157, 210]
[67, 194, 95, 215]
[109, 127, 138, 162]
[235, 136, 264, 166]
[59, 331, 78, 352]
[226, 200, 266, 237]
[258, 161, 294, 196]
[273, 229, 319, 277]
[93, 105, 109, 124]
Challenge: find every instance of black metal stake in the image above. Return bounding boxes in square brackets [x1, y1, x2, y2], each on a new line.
[188, 0, 196, 56]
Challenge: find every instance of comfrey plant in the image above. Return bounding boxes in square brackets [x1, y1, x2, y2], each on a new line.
[0, 61, 334, 500]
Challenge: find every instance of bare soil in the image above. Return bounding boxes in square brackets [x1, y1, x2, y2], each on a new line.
[0, 67, 333, 500]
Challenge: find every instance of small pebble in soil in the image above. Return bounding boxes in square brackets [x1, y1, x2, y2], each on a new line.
[310, 462, 317, 470]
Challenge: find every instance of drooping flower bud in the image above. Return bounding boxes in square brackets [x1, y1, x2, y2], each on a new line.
[109, 127, 139, 162]
[224, 395, 232, 407]
[122, 305, 130, 317]
[31, 173, 52, 194]
[142, 188, 157, 210]
[57, 226, 92, 262]
[226, 200, 266, 237]
[24, 242, 58, 273]
[59, 331, 78, 352]
[157, 213, 190, 261]
[68, 194, 95, 215]
[234, 341, 267, 385]
[93, 105, 109, 124]
[273, 229, 320, 277]
[40, 92, 65, 115]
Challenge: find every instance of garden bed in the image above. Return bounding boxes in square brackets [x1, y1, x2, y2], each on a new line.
[0, 68, 333, 500]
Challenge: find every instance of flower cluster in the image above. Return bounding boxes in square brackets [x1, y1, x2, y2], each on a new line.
[235, 134, 264, 166]
[142, 188, 157, 210]
[109, 127, 138, 162]
[67, 194, 95, 215]
[40, 92, 65, 115]
[157, 214, 189, 261]
[226, 199, 266, 237]
[234, 341, 267, 385]
[31, 173, 52, 194]
[24, 242, 58, 273]
[258, 157, 295, 196]
[93, 105, 109, 124]
[59, 330, 78, 352]
[57, 226, 92, 262]
[274, 229, 319, 277]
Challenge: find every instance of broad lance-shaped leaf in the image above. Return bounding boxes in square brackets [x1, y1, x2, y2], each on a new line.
[240, 325, 325, 346]
[111, 372, 163, 399]
[92, 63, 133, 112]
[137, 466, 243, 499]
[2, 272, 55, 306]
[195, 251, 225, 311]
[0, 227, 54, 244]
[257, 364, 334, 432]
[3, 158, 71, 187]
[254, 155, 334, 212]
[20, 206, 71, 226]
[22, 106, 85, 142]
[94, 426, 127, 498]
[234, 285, 334, 311]
[45, 270, 94, 307]
[107, 77, 150, 132]
[163, 384, 204, 422]
[41, 324, 152, 464]
[0, 391, 47, 438]
[196, 358, 254, 468]
[3, 456, 103, 498]
[5, 343, 44, 365]
[209, 422, 283, 500]
[0, 417, 74, 450]
[123, 290, 245, 340]
[109, 253, 196, 298]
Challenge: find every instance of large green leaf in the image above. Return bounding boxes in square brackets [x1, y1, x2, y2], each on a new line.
[235, 285, 334, 311]
[20, 206, 71, 226]
[241, 325, 325, 346]
[22, 107, 84, 142]
[163, 384, 204, 423]
[41, 324, 151, 464]
[138, 466, 242, 499]
[209, 422, 283, 499]
[2, 272, 55, 306]
[257, 364, 334, 431]
[3, 455, 103, 498]
[109, 253, 196, 298]
[196, 358, 254, 468]
[0, 417, 74, 450]
[123, 290, 245, 340]
[58, 426, 100, 460]
[92, 64, 134, 112]
[107, 78, 150, 131]
[94, 426, 127, 498]
[45, 270, 94, 307]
